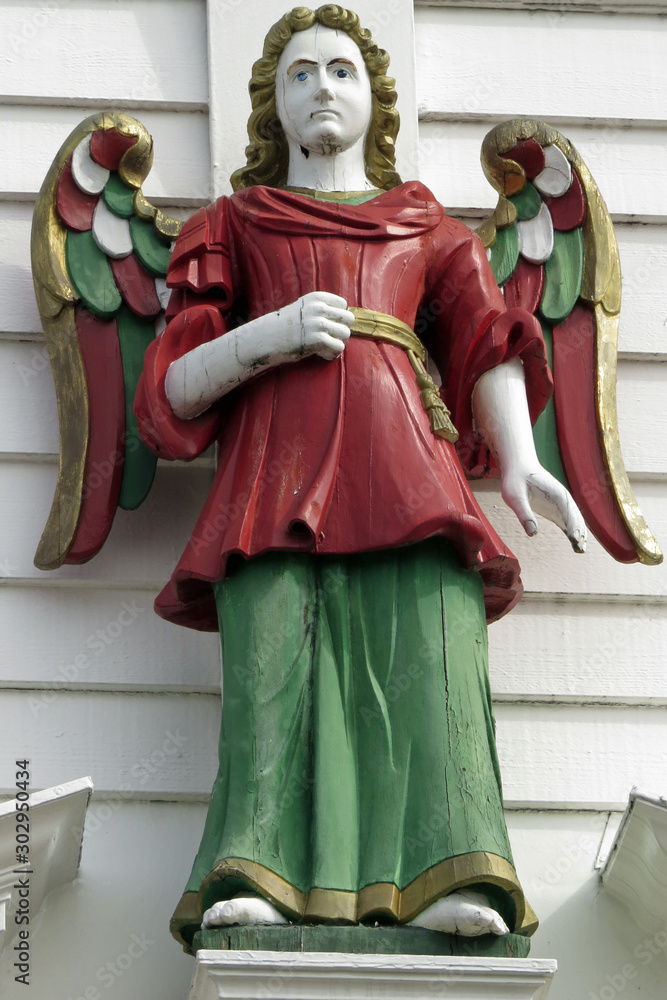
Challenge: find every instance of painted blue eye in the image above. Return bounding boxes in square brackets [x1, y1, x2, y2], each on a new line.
[336, 68, 349, 78]
[296, 70, 308, 82]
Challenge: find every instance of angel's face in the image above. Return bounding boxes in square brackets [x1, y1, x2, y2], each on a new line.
[275, 25, 372, 157]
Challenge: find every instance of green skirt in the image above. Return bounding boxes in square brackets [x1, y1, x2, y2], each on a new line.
[171, 542, 535, 951]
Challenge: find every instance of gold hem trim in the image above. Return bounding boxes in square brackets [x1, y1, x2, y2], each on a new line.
[190, 851, 537, 939]
[169, 890, 200, 954]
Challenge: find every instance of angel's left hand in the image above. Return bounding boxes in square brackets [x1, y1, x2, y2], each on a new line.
[500, 462, 587, 553]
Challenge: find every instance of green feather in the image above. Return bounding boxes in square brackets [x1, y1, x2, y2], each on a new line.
[488, 225, 519, 287]
[540, 229, 584, 324]
[508, 182, 541, 222]
[116, 306, 157, 510]
[130, 217, 171, 277]
[531, 322, 569, 489]
[103, 173, 135, 219]
[66, 230, 121, 319]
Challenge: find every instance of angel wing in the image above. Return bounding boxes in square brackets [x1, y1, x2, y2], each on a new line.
[475, 118, 661, 566]
[31, 111, 183, 570]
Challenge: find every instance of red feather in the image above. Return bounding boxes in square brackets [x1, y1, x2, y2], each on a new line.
[56, 156, 97, 231]
[65, 307, 125, 564]
[504, 258, 544, 314]
[111, 256, 162, 319]
[89, 129, 138, 170]
[504, 139, 546, 180]
[545, 170, 585, 231]
[552, 304, 637, 563]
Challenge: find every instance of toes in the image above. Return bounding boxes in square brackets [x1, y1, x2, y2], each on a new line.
[201, 896, 288, 929]
[407, 892, 509, 937]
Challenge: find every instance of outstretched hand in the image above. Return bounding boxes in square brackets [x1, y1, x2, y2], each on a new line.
[472, 359, 587, 554]
[500, 462, 587, 553]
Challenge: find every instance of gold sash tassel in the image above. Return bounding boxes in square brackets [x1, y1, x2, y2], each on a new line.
[350, 308, 458, 443]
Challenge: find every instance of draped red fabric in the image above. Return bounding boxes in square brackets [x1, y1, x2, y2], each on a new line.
[135, 183, 552, 630]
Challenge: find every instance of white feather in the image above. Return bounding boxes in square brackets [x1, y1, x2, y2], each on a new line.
[71, 134, 110, 195]
[92, 199, 133, 258]
[534, 144, 572, 198]
[518, 202, 554, 264]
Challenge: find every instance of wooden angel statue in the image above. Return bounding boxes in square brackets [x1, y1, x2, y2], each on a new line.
[31, 3, 661, 958]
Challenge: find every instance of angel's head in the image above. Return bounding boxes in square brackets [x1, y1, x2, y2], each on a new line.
[230, 5, 401, 192]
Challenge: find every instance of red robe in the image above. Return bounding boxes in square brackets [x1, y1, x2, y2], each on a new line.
[135, 182, 551, 630]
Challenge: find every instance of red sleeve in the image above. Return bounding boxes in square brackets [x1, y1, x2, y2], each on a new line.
[420, 218, 552, 476]
[134, 199, 237, 461]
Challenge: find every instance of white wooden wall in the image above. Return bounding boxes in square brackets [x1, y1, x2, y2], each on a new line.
[0, 1, 666, 998]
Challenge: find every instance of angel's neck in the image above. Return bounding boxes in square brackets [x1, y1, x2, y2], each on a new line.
[285, 141, 373, 192]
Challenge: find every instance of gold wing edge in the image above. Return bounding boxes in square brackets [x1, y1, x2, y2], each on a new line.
[478, 118, 662, 566]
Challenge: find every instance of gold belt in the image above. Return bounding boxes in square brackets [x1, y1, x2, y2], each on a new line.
[350, 307, 458, 443]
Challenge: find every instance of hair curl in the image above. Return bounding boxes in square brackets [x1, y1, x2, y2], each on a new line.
[230, 5, 401, 192]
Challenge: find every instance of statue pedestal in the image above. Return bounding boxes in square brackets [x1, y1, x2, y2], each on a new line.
[187, 951, 557, 1000]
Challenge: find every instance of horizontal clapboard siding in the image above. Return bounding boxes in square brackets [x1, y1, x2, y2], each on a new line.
[416, 0, 667, 14]
[0, 105, 210, 204]
[0, 202, 195, 336]
[419, 118, 667, 220]
[0, 0, 208, 108]
[2, 340, 663, 472]
[413, 7, 667, 838]
[415, 7, 667, 124]
[0, 586, 220, 692]
[0, 461, 215, 584]
[4, 201, 666, 362]
[0, 0, 663, 850]
[1, 587, 664, 705]
[0, 689, 663, 809]
[489, 597, 667, 703]
[1, 466, 664, 592]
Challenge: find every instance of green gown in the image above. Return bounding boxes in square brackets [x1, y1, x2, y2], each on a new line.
[170, 542, 536, 951]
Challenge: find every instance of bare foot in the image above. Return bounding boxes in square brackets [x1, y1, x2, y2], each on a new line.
[202, 893, 288, 929]
[407, 890, 509, 936]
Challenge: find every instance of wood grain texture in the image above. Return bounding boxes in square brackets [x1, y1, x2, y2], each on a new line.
[0, 0, 207, 106]
[415, 7, 667, 124]
[1, 590, 662, 702]
[0, 689, 663, 807]
[0, 106, 210, 203]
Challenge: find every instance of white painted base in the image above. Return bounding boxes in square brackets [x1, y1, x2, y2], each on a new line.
[601, 786, 667, 932]
[0, 777, 92, 955]
[187, 951, 557, 1000]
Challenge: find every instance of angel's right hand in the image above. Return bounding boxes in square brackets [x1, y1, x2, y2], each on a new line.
[237, 291, 354, 366]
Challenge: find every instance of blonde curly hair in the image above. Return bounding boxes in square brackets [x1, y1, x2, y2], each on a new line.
[230, 5, 401, 192]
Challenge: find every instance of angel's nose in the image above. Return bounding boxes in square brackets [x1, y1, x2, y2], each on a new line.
[314, 67, 334, 101]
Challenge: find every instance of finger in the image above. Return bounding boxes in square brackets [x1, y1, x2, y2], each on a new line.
[528, 475, 587, 553]
[303, 291, 348, 310]
[306, 319, 351, 344]
[314, 333, 346, 360]
[315, 304, 356, 328]
[501, 478, 538, 537]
